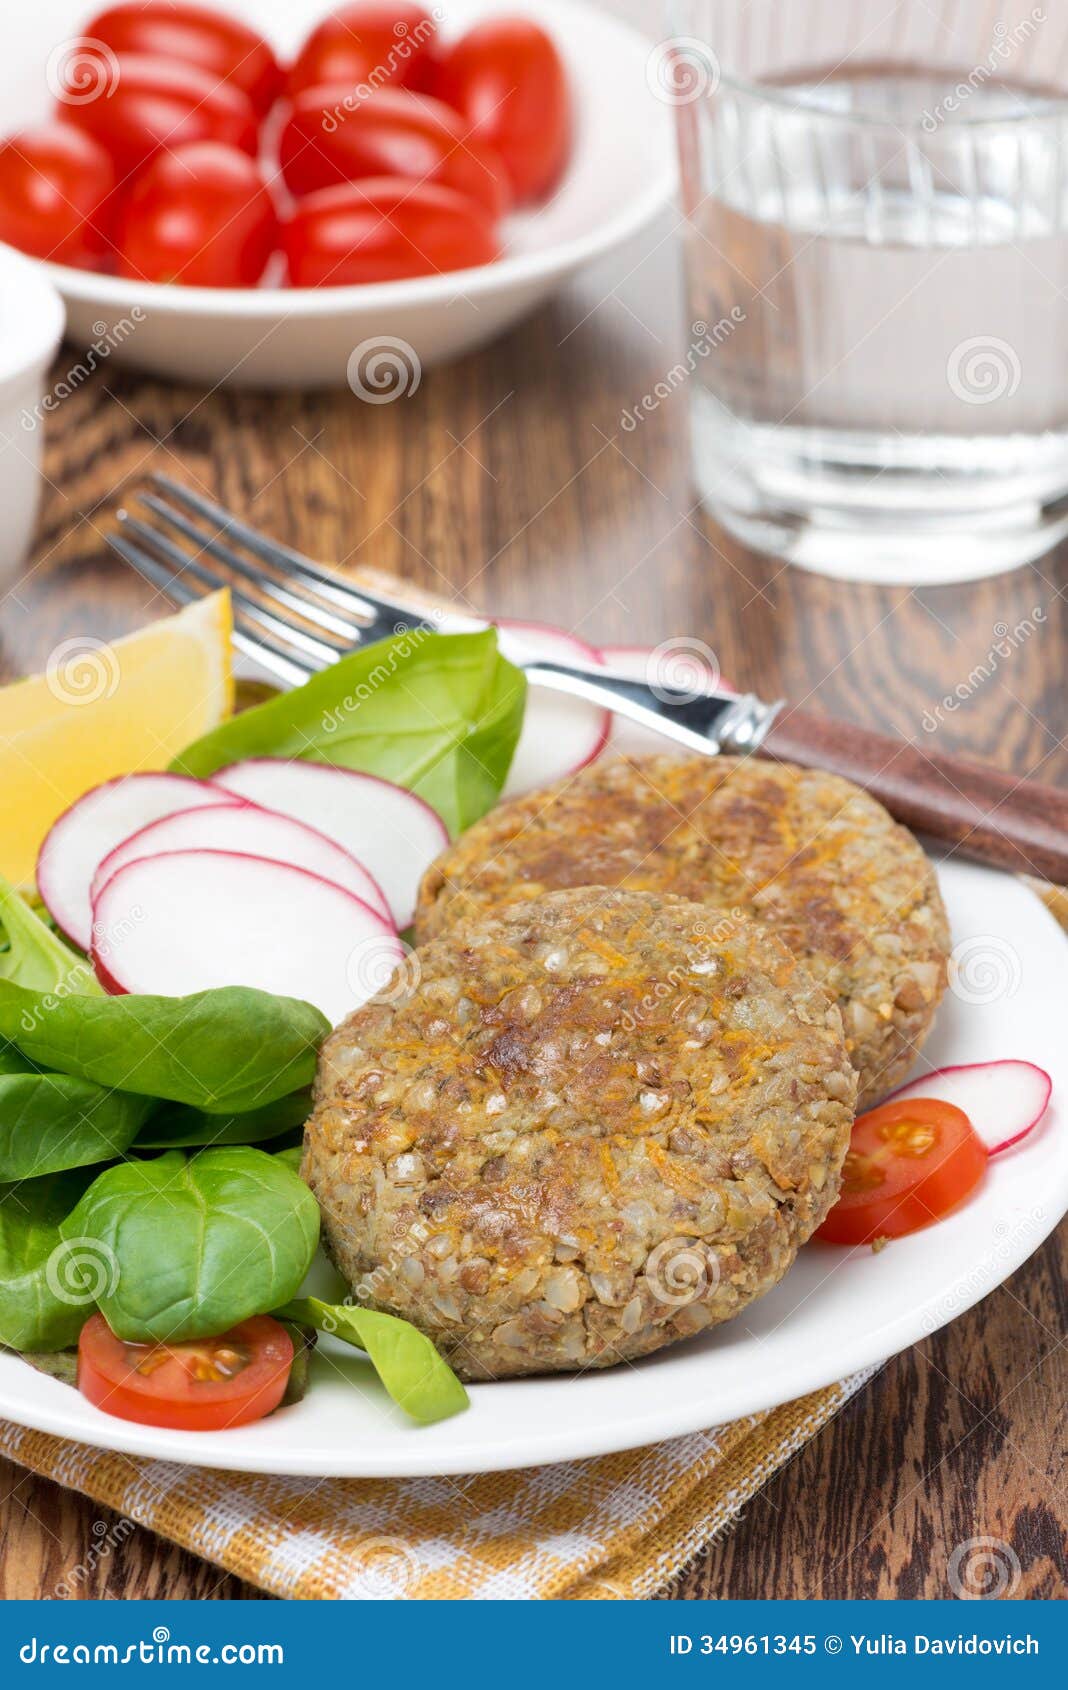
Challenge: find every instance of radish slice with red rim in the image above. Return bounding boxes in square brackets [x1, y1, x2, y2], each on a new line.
[494, 619, 609, 797]
[37, 773, 241, 952]
[91, 801, 392, 927]
[92, 850, 404, 1027]
[210, 759, 448, 931]
[882, 1060, 1052, 1158]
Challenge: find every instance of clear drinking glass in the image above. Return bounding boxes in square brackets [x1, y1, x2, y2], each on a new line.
[668, 0, 1068, 583]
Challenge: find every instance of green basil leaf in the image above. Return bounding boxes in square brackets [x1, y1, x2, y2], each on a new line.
[0, 1171, 99, 1351]
[272, 1145, 304, 1174]
[0, 984, 329, 1113]
[135, 1089, 311, 1150]
[278, 1295, 469, 1425]
[62, 1148, 320, 1342]
[172, 629, 526, 837]
[0, 874, 100, 996]
[0, 1072, 149, 1180]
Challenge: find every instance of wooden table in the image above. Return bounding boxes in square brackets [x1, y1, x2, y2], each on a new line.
[2, 171, 1068, 1600]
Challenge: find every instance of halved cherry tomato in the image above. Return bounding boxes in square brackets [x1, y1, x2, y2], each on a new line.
[113, 140, 277, 286]
[78, 1312, 294, 1430]
[0, 125, 117, 267]
[286, 4, 438, 100]
[61, 54, 258, 178]
[82, 2, 281, 115]
[433, 19, 571, 205]
[282, 177, 500, 286]
[817, 1097, 988, 1245]
[280, 85, 508, 218]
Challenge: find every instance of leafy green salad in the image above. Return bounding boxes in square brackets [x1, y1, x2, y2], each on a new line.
[0, 629, 526, 1432]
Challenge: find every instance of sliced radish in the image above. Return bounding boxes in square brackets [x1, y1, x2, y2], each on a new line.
[92, 850, 403, 1026]
[599, 645, 734, 758]
[91, 802, 392, 926]
[210, 760, 448, 930]
[37, 773, 240, 951]
[883, 1060, 1053, 1158]
[493, 619, 610, 797]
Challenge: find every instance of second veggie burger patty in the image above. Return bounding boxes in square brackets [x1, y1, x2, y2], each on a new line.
[416, 755, 950, 1110]
[304, 888, 856, 1381]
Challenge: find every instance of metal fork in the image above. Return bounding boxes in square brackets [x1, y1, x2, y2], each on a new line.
[110, 475, 781, 758]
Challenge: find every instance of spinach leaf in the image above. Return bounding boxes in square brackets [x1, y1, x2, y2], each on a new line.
[172, 629, 526, 837]
[135, 1090, 311, 1150]
[0, 984, 329, 1114]
[0, 874, 99, 996]
[61, 1148, 320, 1343]
[278, 1296, 469, 1425]
[0, 1070, 149, 1180]
[0, 1171, 99, 1351]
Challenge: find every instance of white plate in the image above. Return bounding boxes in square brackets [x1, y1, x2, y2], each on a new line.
[1, 0, 675, 387]
[1, 790, 1066, 1476]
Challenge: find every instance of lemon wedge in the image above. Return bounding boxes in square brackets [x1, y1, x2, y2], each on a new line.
[2, 590, 233, 891]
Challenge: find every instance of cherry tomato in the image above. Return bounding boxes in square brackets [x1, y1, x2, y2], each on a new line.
[279, 86, 508, 218]
[0, 124, 116, 267]
[113, 141, 277, 286]
[61, 54, 257, 178]
[433, 19, 570, 204]
[78, 1312, 294, 1430]
[82, 2, 281, 115]
[816, 1097, 988, 1245]
[286, 4, 438, 100]
[283, 177, 499, 286]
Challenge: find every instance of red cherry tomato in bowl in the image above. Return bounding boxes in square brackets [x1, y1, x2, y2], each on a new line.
[60, 54, 258, 177]
[286, 4, 439, 100]
[78, 1311, 294, 1430]
[816, 1097, 988, 1245]
[82, 2, 281, 115]
[113, 141, 277, 286]
[433, 19, 571, 204]
[0, 124, 116, 267]
[282, 177, 500, 286]
[280, 86, 509, 218]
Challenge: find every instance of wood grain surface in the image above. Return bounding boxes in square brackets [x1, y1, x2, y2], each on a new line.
[2, 167, 1067, 1598]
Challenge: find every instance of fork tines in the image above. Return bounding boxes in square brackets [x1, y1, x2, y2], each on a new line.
[110, 475, 424, 688]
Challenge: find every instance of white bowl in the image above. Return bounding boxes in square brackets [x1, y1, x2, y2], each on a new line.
[0, 248, 64, 582]
[1, 0, 676, 389]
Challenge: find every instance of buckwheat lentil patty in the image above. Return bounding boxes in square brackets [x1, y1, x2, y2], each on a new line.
[303, 887, 856, 1381]
[415, 756, 950, 1110]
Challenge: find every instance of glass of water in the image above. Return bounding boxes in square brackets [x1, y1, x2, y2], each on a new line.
[667, 0, 1068, 583]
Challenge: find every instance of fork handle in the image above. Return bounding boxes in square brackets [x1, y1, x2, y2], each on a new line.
[760, 705, 1068, 885]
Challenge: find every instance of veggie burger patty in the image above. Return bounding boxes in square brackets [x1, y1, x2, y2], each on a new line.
[303, 887, 856, 1381]
[416, 755, 950, 1110]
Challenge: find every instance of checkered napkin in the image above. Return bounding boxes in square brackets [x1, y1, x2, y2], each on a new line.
[0, 1367, 877, 1599]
